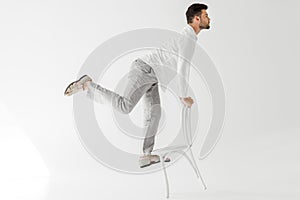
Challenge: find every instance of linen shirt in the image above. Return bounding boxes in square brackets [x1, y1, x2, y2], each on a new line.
[139, 24, 198, 98]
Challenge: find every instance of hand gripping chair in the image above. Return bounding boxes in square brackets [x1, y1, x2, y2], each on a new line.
[152, 104, 207, 198]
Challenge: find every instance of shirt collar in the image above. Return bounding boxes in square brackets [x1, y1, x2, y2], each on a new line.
[183, 24, 198, 41]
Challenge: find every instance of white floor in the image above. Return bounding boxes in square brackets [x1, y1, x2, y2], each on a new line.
[2, 177, 299, 200]
[2, 154, 300, 200]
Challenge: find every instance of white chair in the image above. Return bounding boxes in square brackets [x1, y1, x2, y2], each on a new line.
[152, 104, 207, 198]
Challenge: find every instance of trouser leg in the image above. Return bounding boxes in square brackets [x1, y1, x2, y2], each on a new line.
[86, 59, 158, 115]
[86, 81, 135, 114]
[142, 82, 161, 155]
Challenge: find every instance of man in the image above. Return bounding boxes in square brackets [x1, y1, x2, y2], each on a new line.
[64, 3, 210, 168]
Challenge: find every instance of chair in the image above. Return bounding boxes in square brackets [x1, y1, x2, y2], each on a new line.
[152, 104, 207, 198]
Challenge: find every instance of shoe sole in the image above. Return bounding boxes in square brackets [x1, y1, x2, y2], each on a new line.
[139, 158, 171, 168]
[151, 158, 171, 165]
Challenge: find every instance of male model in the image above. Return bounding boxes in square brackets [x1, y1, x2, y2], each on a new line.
[64, 3, 210, 168]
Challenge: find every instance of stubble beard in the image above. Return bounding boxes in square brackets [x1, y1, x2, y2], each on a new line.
[200, 24, 210, 30]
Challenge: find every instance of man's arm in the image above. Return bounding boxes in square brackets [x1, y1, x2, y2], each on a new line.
[176, 35, 196, 105]
[177, 54, 190, 98]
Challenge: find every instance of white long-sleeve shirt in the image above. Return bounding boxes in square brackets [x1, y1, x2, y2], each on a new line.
[139, 24, 198, 98]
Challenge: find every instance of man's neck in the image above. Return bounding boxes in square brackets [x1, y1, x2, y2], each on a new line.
[188, 23, 201, 35]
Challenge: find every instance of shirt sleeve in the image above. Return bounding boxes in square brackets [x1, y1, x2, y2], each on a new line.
[176, 35, 196, 98]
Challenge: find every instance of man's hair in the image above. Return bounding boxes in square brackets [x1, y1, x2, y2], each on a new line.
[185, 3, 208, 24]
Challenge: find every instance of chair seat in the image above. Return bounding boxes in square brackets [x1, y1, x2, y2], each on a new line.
[152, 145, 189, 155]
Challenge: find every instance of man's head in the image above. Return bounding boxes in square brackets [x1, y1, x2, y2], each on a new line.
[186, 3, 210, 30]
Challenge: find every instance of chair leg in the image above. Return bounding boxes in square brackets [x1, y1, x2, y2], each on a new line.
[160, 155, 170, 198]
[179, 150, 200, 178]
[188, 148, 207, 190]
[188, 148, 200, 177]
[198, 169, 207, 190]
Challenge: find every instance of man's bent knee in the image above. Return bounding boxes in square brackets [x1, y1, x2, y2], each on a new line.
[119, 98, 134, 114]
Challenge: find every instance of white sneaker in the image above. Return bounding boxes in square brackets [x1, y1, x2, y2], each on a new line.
[139, 154, 159, 168]
[139, 154, 171, 168]
[64, 75, 92, 96]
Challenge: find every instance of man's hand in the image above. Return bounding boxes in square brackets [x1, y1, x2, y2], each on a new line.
[180, 97, 194, 108]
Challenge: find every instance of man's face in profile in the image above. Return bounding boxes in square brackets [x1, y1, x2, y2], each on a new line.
[199, 9, 210, 29]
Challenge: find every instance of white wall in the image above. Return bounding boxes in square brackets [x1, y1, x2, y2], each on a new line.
[0, 0, 299, 198]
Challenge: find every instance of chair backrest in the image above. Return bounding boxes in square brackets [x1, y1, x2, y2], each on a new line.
[182, 105, 193, 147]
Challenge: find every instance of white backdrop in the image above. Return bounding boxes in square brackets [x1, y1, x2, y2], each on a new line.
[0, 0, 299, 199]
